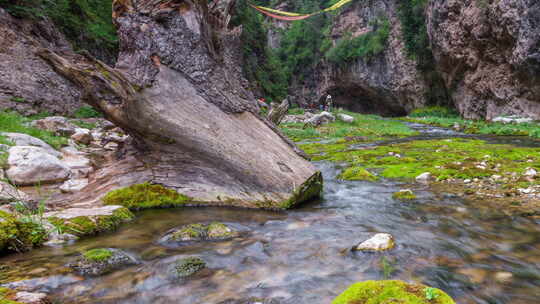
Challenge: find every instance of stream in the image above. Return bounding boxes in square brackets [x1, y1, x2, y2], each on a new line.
[1, 124, 539, 304]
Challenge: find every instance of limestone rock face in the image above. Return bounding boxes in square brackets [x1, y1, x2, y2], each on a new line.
[6, 146, 70, 186]
[0, 8, 83, 116]
[426, 0, 540, 119]
[294, 0, 428, 116]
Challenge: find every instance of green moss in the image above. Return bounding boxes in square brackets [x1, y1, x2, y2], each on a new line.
[207, 222, 233, 239]
[0, 211, 47, 253]
[393, 190, 417, 200]
[339, 167, 379, 182]
[174, 257, 206, 277]
[171, 224, 206, 240]
[48, 207, 134, 236]
[170, 222, 235, 241]
[103, 183, 193, 210]
[83, 248, 112, 262]
[332, 280, 455, 304]
[0, 287, 23, 304]
[279, 171, 323, 209]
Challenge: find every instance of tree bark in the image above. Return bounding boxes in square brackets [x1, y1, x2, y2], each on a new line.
[39, 0, 321, 209]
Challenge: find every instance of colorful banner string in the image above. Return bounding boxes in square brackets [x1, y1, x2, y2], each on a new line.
[250, 0, 353, 21]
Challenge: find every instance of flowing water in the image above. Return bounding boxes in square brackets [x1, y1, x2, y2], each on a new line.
[1, 125, 539, 304]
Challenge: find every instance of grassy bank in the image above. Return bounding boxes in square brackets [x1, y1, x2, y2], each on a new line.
[0, 111, 67, 150]
[280, 110, 417, 142]
[404, 107, 540, 138]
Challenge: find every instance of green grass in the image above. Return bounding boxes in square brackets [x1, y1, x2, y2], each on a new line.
[288, 108, 305, 115]
[72, 120, 97, 130]
[73, 106, 103, 119]
[405, 115, 540, 138]
[280, 110, 417, 142]
[83, 248, 112, 262]
[0, 111, 67, 149]
[409, 106, 459, 118]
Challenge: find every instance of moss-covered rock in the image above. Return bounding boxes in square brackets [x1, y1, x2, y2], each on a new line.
[174, 257, 206, 277]
[0, 287, 24, 304]
[103, 182, 192, 210]
[332, 280, 456, 304]
[163, 222, 237, 243]
[70, 248, 138, 276]
[83, 248, 113, 262]
[0, 211, 48, 254]
[46, 206, 134, 236]
[393, 190, 417, 200]
[339, 167, 378, 182]
[278, 171, 323, 209]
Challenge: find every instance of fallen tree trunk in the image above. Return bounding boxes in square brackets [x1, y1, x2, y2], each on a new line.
[39, 0, 321, 209]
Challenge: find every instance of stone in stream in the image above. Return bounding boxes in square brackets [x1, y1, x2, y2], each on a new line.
[173, 256, 206, 278]
[69, 248, 138, 276]
[6, 146, 70, 186]
[415, 172, 433, 184]
[14, 291, 50, 304]
[161, 222, 238, 244]
[353, 233, 394, 252]
[333, 280, 455, 304]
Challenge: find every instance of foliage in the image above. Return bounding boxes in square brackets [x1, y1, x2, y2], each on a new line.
[288, 108, 306, 115]
[326, 17, 391, 65]
[380, 256, 396, 279]
[0, 0, 117, 62]
[425, 287, 440, 301]
[72, 120, 97, 130]
[392, 190, 417, 200]
[0, 110, 67, 149]
[73, 106, 103, 119]
[103, 182, 193, 210]
[409, 106, 459, 118]
[332, 280, 455, 304]
[83, 248, 112, 262]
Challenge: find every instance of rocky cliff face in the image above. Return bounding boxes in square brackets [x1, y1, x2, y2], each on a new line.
[0, 9, 83, 116]
[281, 0, 540, 119]
[427, 0, 540, 119]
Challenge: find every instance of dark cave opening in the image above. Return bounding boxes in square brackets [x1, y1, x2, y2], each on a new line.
[319, 86, 408, 117]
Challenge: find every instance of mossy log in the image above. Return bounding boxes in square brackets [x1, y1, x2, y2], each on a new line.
[39, 0, 321, 209]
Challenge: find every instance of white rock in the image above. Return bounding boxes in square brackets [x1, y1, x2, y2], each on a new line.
[1, 133, 60, 157]
[59, 179, 88, 193]
[464, 179, 472, 184]
[415, 172, 433, 184]
[524, 168, 537, 178]
[43, 231, 78, 246]
[70, 128, 93, 145]
[44, 205, 127, 220]
[6, 146, 70, 186]
[337, 113, 354, 123]
[304, 111, 335, 127]
[492, 116, 533, 124]
[494, 271, 513, 283]
[104, 142, 119, 150]
[14, 291, 49, 304]
[354, 233, 394, 251]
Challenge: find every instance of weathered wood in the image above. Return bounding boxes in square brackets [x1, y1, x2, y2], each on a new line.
[40, 0, 321, 209]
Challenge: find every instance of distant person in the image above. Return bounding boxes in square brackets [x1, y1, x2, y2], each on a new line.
[325, 94, 332, 112]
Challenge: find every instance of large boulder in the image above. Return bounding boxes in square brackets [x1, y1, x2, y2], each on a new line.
[1, 133, 60, 157]
[69, 248, 138, 276]
[304, 111, 336, 127]
[6, 146, 70, 186]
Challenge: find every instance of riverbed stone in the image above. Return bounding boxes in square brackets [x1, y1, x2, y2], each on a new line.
[69, 248, 138, 276]
[0, 181, 30, 203]
[1, 133, 60, 157]
[162, 222, 237, 243]
[59, 178, 88, 193]
[415, 172, 433, 184]
[70, 128, 93, 145]
[6, 146, 70, 186]
[45, 205, 134, 236]
[392, 189, 416, 200]
[354, 233, 394, 252]
[14, 291, 49, 304]
[333, 280, 455, 304]
[494, 271, 513, 283]
[174, 256, 206, 277]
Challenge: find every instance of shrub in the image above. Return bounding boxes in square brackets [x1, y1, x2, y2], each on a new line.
[73, 106, 103, 119]
[409, 106, 459, 118]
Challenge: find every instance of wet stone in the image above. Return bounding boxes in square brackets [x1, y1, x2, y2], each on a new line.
[160, 222, 238, 244]
[69, 248, 138, 276]
[353, 233, 395, 252]
[173, 257, 206, 278]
